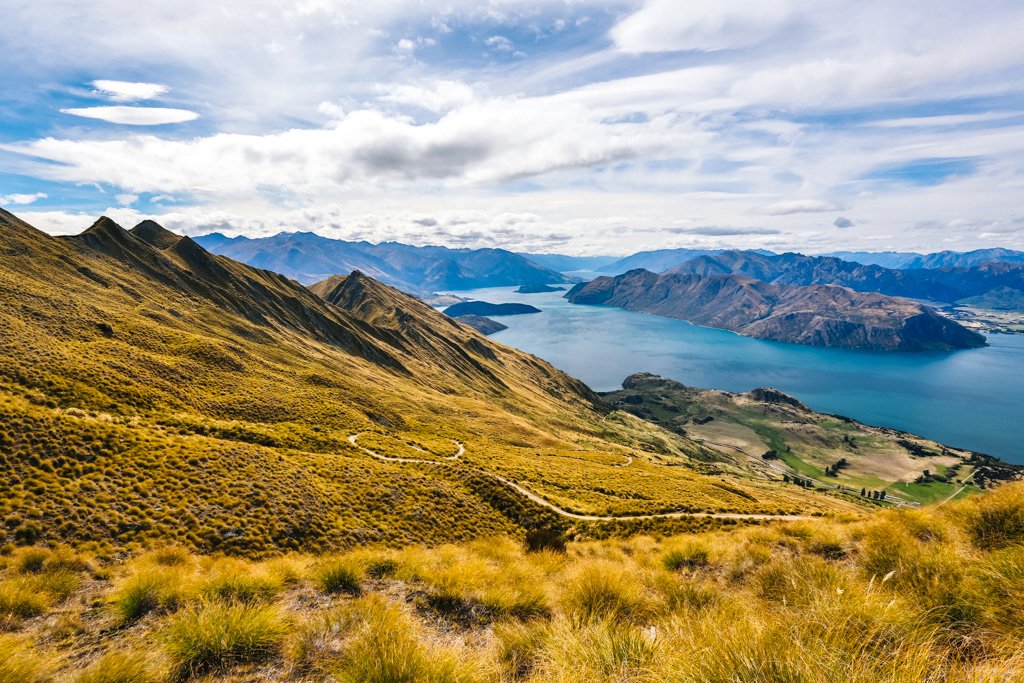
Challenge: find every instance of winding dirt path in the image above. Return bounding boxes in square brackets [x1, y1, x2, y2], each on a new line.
[348, 433, 814, 523]
[347, 433, 463, 463]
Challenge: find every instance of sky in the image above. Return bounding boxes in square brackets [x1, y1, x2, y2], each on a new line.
[2, 0, 1024, 256]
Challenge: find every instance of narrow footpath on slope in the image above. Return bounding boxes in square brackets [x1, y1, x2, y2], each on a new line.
[348, 433, 815, 523]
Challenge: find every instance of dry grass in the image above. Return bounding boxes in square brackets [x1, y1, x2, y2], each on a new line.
[0, 484, 1021, 681]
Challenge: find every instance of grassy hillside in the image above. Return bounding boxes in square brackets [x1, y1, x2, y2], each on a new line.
[1, 484, 1022, 681]
[602, 373, 1021, 506]
[0, 209, 845, 557]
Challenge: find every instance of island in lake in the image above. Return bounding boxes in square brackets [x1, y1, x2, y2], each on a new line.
[516, 283, 566, 294]
[444, 301, 541, 317]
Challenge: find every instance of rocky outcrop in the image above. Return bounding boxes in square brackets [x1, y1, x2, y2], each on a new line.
[450, 315, 509, 335]
[566, 269, 986, 351]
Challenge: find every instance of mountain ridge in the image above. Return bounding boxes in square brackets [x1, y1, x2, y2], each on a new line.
[194, 230, 569, 294]
[669, 249, 1024, 308]
[566, 268, 986, 351]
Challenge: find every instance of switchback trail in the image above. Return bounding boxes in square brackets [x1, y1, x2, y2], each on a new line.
[348, 433, 815, 523]
[347, 433, 463, 463]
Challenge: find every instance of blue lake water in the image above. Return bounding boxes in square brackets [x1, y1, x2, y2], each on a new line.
[444, 286, 1024, 464]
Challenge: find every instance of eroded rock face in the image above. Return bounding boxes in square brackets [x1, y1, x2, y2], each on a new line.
[566, 269, 986, 351]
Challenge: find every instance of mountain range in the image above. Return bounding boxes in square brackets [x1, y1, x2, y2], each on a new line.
[668, 250, 1024, 308]
[825, 247, 1024, 269]
[523, 246, 1024, 276]
[565, 269, 986, 351]
[194, 231, 568, 294]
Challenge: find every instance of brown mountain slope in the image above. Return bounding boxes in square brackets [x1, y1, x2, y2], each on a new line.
[1, 209, 847, 555]
[566, 269, 985, 351]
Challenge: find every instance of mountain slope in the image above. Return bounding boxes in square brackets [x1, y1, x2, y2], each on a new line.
[566, 269, 986, 351]
[195, 230, 568, 293]
[603, 373, 1021, 504]
[2, 209, 852, 555]
[671, 250, 1024, 307]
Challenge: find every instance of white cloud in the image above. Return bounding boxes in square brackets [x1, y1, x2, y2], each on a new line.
[60, 106, 199, 125]
[867, 113, 1020, 128]
[764, 200, 841, 216]
[375, 80, 476, 113]
[485, 35, 514, 52]
[611, 0, 792, 53]
[91, 80, 169, 102]
[115, 193, 139, 206]
[0, 192, 47, 205]
[15, 96, 690, 195]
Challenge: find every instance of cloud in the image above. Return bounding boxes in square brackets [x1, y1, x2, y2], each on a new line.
[485, 35, 514, 52]
[15, 96, 683, 194]
[764, 200, 841, 216]
[375, 80, 475, 114]
[0, 192, 47, 205]
[60, 106, 199, 125]
[91, 80, 169, 102]
[115, 193, 139, 206]
[664, 226, 782, 236]
[833, 216, 854, 228]
[611, 0, 792, 53]
[867, 113, 1021, 128]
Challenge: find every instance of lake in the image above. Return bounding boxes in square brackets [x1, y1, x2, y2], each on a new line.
[445, 286, 1024, 464]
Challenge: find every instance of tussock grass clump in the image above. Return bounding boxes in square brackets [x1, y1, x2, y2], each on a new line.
[147, 547, 191, 568]
[961, 483, 1024, 549]
[561, 560, 649, 623]
[400, 541, 550, 623]
[13, 547, 50, 574]
[112, 568, 189, 624]
[198, 561, 282, 603]
[75, 649, 160, 683]
[162, 600, 288, 677]
[328, 595, 474, 683]
[0, 577, 49, 623]
[539, 619, 659, 681]
[314, 557, 363, 595]
[661, 538, 712, 571]
[0, 635, 51, 683]
[494, 619, 550, 680]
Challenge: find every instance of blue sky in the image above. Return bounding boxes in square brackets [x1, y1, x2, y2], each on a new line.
[3, 0, 1024, 254]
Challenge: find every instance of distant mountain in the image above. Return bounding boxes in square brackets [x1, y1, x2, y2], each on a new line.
[517, 253, 616, 272]
[194, 231, 568, 294]
[597, 248, 729, 274]
[670, 250, 1024, 308]
[822, 251, 922, 268]
[824, 248, 1024, 269]
[443, 301, 541, 317]
[565, 269, 986, 351]
[956, 286, 1024, 311]
[903, 248, 1024, 269]
[598, 248, 777, 274]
